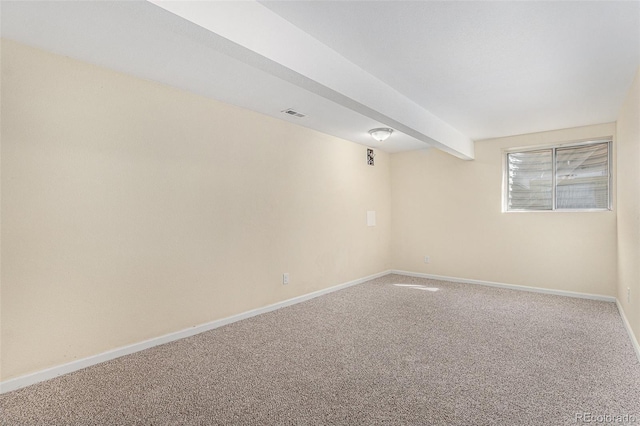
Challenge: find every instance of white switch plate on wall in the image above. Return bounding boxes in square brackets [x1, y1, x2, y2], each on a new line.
[367, 211, 376, 227]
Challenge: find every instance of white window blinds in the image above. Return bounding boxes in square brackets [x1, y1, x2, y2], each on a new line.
[507, 150, 553, 210]
[506, 141, 610, 211]
[555, 143, 609, 209]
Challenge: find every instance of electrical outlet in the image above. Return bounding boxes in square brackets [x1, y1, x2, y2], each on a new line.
[628, 287, 631, 303]
[424, 256, 430, 264]
[283, 273, 290, 285]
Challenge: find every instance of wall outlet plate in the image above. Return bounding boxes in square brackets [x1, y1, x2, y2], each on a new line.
[283, 273, 290, 285]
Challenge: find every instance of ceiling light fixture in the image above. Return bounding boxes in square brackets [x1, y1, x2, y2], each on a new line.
[368, 128, 394, 143]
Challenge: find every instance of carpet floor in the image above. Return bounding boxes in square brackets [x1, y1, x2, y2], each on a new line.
[1, 274, 639, 425]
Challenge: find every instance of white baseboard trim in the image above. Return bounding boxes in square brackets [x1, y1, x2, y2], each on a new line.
[390, 270, 617, 302]
[616, 300, 640, 364]
[0, 270, 391, 394]
[4, 269, 634, 393]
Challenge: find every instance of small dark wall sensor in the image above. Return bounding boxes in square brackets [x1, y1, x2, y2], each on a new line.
[367, 148, 375, 166]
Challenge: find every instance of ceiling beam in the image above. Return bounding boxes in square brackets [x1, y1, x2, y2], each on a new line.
[149, 0, 475, 160]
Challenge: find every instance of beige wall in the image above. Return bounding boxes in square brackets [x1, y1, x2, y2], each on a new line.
[391, 123, 618, 296]
[1, 38, 636, 384]
[616, 67, 640, 345]
[0, 40, 391, 380]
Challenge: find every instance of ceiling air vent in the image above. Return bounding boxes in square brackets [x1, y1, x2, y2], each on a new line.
[281, 108, 306, 118]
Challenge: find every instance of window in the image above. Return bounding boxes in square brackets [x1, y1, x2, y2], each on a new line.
[504, 140, 611, 212]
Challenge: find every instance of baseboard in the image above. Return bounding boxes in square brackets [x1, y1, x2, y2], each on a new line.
[615, 300, 640, 364]
[0, 270, 391, 394]
[390, 270, 617, 302]
[3, 269, 632, 393]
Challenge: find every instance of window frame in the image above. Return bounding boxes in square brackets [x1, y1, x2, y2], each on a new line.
[502, 139, 613, 213]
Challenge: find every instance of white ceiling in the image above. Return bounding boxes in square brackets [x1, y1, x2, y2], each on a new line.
[2, 1, 639, 157]
[262, 1, 640, 141]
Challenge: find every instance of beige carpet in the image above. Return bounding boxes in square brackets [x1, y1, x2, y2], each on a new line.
[1, 274, 639, 425]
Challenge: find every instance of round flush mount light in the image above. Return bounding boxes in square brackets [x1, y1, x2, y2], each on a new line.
[368, 128, 394, 143]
